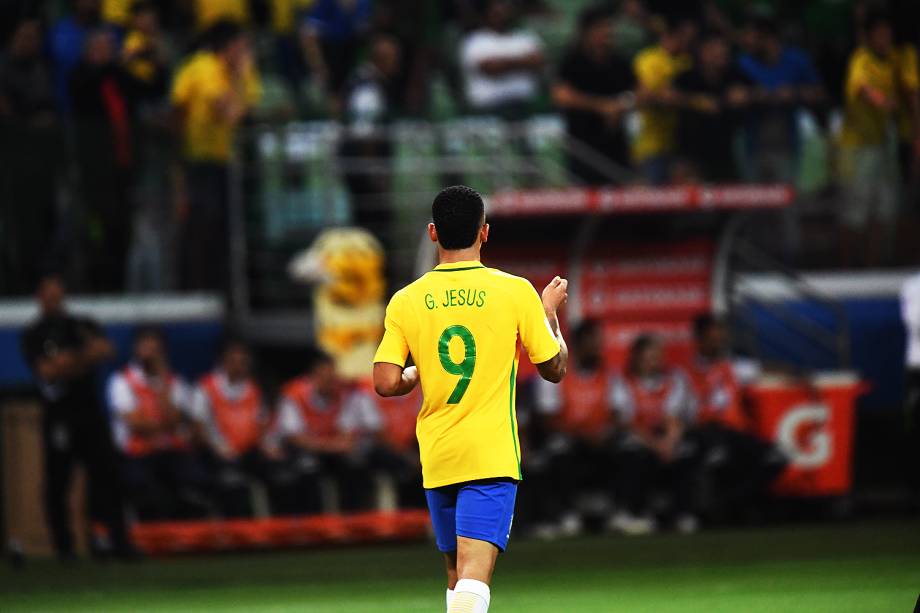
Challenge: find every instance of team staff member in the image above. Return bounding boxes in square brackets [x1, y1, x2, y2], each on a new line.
[367, 386, 426, 508]
[107, 328, 211, 519]
[610, 334, 697, 535]
[373, 185, 568, 613]
[270, 352, 380, 514]
[189, 339, 277, 517]
[533, 318, 616, 536]
[20, 274, 134, 559]
[171, 19, 261, 292]
[684, 314, 786, 522]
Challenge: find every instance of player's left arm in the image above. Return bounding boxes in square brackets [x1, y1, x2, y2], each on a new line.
[373, 291, 418, 397]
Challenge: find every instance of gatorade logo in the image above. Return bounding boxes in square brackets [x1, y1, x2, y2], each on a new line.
[776, 403, 831, 469]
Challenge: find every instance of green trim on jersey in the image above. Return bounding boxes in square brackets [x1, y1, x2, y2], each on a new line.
[508, 362, 522, 479]
[431, 265, 486, 272]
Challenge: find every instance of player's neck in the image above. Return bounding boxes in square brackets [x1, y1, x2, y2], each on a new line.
[437, 246, 481, 265]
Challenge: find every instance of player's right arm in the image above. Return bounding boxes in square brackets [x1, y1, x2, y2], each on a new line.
[520, 276, 569, 384]
[373, 291, 420, 397]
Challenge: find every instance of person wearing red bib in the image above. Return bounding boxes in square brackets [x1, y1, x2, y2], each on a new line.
[684, 314, 786, 523]
[610, 334, 697, 534]
[107, 328, 211, 519]
[189, 339, 284, 517]
[365, 385, 426, 509]
[530, 319, 616, 537]
[268, 352, 379, 514]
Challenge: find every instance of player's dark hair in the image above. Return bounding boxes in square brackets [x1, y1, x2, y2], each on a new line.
[626, 334, 660, 377]
[692, 313, 721, 340]
[577, 5, 613, 35]
[431, 185, 485, 251]
[35, 272, 65, 292]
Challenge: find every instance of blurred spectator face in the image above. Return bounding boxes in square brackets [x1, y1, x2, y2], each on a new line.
[221, 34, 250, 71]
[699, 36, 729, 72]
[621, 0, 644, 20]
[10, 20, 42, 59]
[867, 21, 893, 56]
[311, 359, 340, 397]
[134, 334, 166, 372]
[74, 0, 101, 21]
[633, 339, 664, 377]
[698, 321, 728, 358]
[222, 345, 251, 381]
[132, 6, 158, 34]
[674, 20, 698, 53]
[84, 29, 115, 66]
[737, 22, 759, 56]
[583, 17, 613, 57]
[371, 36, 401, 78]
[36, 277, 66, 315]
[574, 323, 603, 368]
[485, 0, 515, 32]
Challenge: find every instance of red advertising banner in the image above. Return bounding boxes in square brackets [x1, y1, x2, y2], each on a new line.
[746, 375, 864, 497]
[489, 184, 794, 217]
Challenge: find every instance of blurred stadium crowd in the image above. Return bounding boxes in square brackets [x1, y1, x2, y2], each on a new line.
[1, 0, 920, 296]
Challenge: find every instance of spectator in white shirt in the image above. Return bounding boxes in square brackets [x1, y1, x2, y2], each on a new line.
[106, 327, 211, 520]
[460, 0, 545, 115]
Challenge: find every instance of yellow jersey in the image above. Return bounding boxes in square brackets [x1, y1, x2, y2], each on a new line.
[841, 46, 897, 148]
[195, 0, 251, 29]
[632, 45, 691, 162]
[170, 51, 262, 162]
[374, 260, 560, 488]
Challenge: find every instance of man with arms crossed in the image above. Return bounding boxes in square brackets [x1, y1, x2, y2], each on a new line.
[373, 185, 568, 613]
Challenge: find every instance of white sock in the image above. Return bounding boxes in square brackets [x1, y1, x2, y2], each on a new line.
[446, 588, 455, 610]
[448, 578, 490, 613]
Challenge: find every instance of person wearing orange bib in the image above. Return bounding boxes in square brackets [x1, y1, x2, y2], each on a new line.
[610, 334, 697, 535]
[107, 328, 211, 519]
[189, 339, 282, 517]
[683, 314, 786, 523]
[268, 352, 380, 514]
[365, 385, 426, 509]
[531, 319, 616, 537]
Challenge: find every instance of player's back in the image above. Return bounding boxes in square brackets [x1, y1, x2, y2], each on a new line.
[378, 260, 560, 488]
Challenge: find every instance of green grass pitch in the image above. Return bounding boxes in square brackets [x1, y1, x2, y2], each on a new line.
[2, 520, 918, 612]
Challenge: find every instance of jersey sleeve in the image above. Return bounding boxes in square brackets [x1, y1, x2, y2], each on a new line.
[517, 281, 560, 365]
[374, 291, 410, 366]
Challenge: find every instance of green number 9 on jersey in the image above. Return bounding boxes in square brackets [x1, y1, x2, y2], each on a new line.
[438, 325, 476, 404]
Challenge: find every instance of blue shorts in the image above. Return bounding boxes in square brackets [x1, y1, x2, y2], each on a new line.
[425, 478, 518, 553]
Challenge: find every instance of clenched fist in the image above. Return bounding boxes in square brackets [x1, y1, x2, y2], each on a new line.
[541, 276, 568, 315]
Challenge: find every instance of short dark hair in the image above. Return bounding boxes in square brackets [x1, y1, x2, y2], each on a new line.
[204, 19, 244, 52]
[572, 318, 600, 347]
[692, 313, 721, 340]
[577, 5, 613, 35]
[134, 325, 165, 346]
[309, 349, 335, 373]
[219, 335, 249, 356]
[431, 186, 485, 250]
[130, 1, 154, 15]
[864, 10, 891, 34]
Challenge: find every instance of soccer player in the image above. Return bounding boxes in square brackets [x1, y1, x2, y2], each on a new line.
[373, 186, 568, 613]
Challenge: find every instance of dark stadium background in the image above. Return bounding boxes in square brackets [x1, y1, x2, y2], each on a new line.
[0, 0, 918, 611]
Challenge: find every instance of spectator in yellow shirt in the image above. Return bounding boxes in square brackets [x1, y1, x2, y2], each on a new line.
[839, 12, 900, 266]
[171, 20, 261, 292]
[632, 16, 695, 184]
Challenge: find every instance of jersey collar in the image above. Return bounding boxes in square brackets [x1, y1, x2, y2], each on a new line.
[433, 260, 485, 272]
